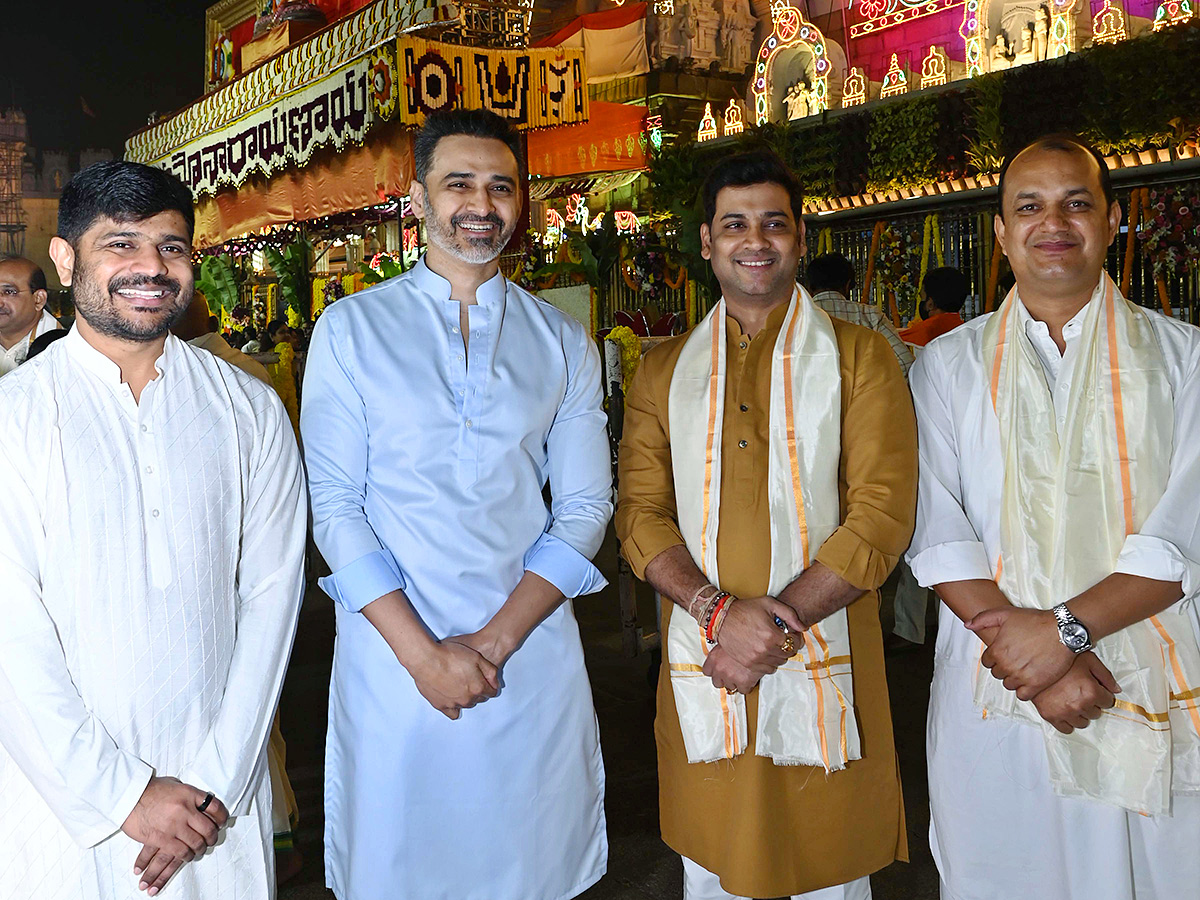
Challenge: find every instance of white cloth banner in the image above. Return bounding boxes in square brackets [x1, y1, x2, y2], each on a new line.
[539, 3, 649, 84]
[147, 57, 372, 198]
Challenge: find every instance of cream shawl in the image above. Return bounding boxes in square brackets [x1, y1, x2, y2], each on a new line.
[980, 274, 1200, 814]
[666, 287, 860, 770]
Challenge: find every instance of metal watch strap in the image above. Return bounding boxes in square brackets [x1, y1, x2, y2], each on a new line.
[1053, 603, 1076, 628]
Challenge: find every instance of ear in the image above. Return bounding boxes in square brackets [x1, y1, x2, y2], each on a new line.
[700, 222, 712, 261]
[796, 216, 807, 257]
[993, 213, 1007, 258]
[409, 180, 427, 220]
[32, 289, 48, 312]
[48, 237, 76, 287]
[1106, 199, 1122, 246]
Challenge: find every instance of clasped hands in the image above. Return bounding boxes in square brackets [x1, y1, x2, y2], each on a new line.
[121, 775, 230, 895]
[702, 596, 805, 695]
[967, 606, 1121, 734]
[407, 630, 505, 720]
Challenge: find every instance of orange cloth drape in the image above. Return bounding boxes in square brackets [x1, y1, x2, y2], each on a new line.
[193, 120, 414, 248]
[527, 101, 647, 178]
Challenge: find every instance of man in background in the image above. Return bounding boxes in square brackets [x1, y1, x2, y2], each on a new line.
[807, 251, 914, 376]
[0, 256, 61, 374]
[900, 266, 969, 346]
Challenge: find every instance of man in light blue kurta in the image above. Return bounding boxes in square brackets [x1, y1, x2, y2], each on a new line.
[301, 109, 611, 900]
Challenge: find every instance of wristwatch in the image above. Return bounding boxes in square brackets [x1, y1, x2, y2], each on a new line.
[1052, 603, 1092, 653]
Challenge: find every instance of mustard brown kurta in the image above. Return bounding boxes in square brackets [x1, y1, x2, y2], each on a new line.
[616, 305, 917, 897]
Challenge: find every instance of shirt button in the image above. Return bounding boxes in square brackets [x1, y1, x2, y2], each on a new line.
[456, 354, 464, 362]
[451, 326, 460, 334]
[740, 404, 749, 412]
[145, 465, 154, 474]
[739, 341, 748, 349]
[459, 389, 465, 396]
[151, 509, 160, 518]
[140, 425, 149, 433]
[738, 439, 748, 448]
[465, 419, 473, 429]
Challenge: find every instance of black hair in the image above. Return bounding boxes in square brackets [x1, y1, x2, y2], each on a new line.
[922, 266, 970, 314]
[806, 252, 856, 295]
[57, 161, 195, 245]
[997, 133, 1114, 220]
[701, 149, 805, 228]
[413, 108, 525, 184]
[266, 319, 289, 342]
[0, 256, 47, 293]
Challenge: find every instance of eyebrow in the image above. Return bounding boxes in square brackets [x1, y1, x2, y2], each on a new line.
[1014, 187, 1093, 201]
[719, 210, 789, 220]
[95, 230, 190, 243]
[442, 172, 516, 185]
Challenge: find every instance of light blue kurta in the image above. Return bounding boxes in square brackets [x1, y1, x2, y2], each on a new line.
[301, 258, 611, 900]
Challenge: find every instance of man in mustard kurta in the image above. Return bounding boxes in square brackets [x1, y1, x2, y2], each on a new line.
[616, 151, 916, 900]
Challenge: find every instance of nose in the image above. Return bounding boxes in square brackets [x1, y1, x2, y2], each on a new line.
[743, 222, 772, 250]
[1042, 205, 1069, 230]
[128, 243, 171, 277]
[464, 184, 496, 216]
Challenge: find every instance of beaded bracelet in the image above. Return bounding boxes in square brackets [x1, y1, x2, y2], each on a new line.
[704, 592, 733, 644]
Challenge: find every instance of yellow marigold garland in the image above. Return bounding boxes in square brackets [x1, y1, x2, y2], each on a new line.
[605, 325, 643, 394]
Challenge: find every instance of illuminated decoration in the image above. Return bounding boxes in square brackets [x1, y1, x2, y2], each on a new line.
[880, 54, 909, 97]
[753, 1, 832, 126]
[646, 114, 663, 151]
[614, 211, 643, 234]
[723, 100, 744, 136]
[697, 102, 718, 142]
[1093, 0, 1128, 41]
[842, 68, 867, 107]
[589, 211, 605, 230]
[1048, 0, 1080, 57]
[654, 0, 676, 11]
[850, 0, 965, 38]
[1154, 0, 1194, 28]
[960, 0, 987, 76]
[567, 193, 591, 227]
[920, 46, 949, 87]
[546, 208, 566, 230]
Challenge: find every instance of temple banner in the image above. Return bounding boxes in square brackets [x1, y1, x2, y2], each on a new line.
[146, 57, 374, 199]
[372, 38, 588, 131]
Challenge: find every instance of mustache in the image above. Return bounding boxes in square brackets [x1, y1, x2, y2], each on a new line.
[108, 274, 183, 296]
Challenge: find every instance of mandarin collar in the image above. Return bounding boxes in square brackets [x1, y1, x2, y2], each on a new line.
[65, 324, 174, 385]
[411, 255, 507, 307]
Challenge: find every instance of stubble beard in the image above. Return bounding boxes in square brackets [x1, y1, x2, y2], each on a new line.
[72, 257, 192, 343]
[424, 207, 517, 266]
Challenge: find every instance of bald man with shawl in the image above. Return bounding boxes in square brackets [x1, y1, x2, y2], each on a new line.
[908, 135, 1200, 899]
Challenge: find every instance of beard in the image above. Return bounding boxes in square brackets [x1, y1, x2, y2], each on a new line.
[72, 261, 191, 343]
[423, 207, 517, 265]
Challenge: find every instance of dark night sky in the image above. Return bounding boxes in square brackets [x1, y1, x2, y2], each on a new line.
[6, 2, 214, 156]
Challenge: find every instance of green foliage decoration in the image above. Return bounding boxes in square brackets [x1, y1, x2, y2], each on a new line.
[264, 234, 314, 322]
[966, 74, 1004, 174]
[195, 254, 242, 315]
[866, 96, 941, 193]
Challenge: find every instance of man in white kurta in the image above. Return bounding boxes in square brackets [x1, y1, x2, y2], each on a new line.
[0, 256, 62, 375]
[0, 161, 307, 899]
[908, 136, 1200, 898]
[302, 109, 611, 900]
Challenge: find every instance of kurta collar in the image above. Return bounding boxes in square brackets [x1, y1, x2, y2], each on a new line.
[65, 324, 175, 385]
[1014, 276, 1102, 348]
[724, 291, 793, 341]
[412, 255, 507, 307]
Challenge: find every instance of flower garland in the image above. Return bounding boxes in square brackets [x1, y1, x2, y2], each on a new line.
[604, 325, 643, 394]
[918, 213, 945, 305]
[1136, 186, 1200, 280]
[876, 224, 923, 317]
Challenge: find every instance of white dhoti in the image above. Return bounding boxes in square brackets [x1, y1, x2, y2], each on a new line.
[682, 856, 872, 900]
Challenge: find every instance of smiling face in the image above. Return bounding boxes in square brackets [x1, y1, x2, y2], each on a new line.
[701, 181, 806, 307]
[0, 259, 48, 348]
[410, 134, 522, 269]
[49, 211, 194, 344]
[995, 144, 1121, 306]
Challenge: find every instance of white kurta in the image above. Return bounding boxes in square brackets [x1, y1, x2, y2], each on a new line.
[0, 327, 307, 900]
[907, 297, 1200, 899]
[302, 258, 611, 900]
[0, 308, 63, 374]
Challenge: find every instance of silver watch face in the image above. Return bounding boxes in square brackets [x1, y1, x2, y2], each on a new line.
[1060, 622, 1090, 651]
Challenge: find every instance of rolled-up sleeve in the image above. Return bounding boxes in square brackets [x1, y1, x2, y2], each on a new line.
[615, 345, 686, 579]
[905, 346, 994, 587]
[531, 329, 612, 598]
[1114, 342, 1200, 598]
[815, 328, 918, 591]
[301, 310, 408, 612]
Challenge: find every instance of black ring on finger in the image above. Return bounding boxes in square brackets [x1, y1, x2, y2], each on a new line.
[198, 792, 214, 813]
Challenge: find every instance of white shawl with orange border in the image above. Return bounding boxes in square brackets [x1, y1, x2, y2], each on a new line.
[666, 287, 861, 770]
[980, 274, 1200, 814]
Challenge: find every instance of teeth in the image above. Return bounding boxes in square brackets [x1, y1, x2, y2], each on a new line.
[117, 289, 166, 299]
[459, 223, 493, 231]
[738, 260, 772, 267]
